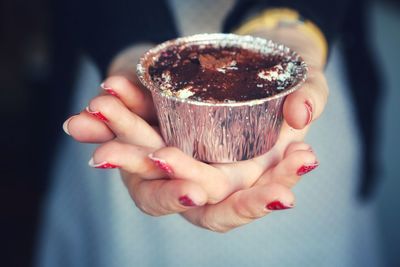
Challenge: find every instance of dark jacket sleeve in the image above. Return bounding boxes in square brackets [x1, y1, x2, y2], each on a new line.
[223, 0, 352, 49]
[56, 0, 178, 76]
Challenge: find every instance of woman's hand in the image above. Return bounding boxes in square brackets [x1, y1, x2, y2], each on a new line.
[68, 95, 317, 232]
[63, 25, 328, 231]
[64, 72, 318, 232]
[65, 73, 318, 204]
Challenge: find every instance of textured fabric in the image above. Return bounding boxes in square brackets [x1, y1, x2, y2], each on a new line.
[37, 1, 382, 266]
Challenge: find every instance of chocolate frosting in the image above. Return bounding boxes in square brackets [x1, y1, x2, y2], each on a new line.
[149, 44, 301, 102]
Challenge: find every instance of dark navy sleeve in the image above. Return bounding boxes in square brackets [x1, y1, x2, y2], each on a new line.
[55, 0, 178, 76]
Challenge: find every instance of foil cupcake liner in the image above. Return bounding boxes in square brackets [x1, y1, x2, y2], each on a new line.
[137, 33, 307, 163]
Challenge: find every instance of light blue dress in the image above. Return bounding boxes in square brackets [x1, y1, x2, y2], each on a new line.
[36, 1, 383, 266]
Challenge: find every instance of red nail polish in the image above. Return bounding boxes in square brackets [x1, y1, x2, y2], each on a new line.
[148, 154, 173, 174]
[179, 195, 196, 207]
[88, 158, 119, 169]
[101, 82, 119, 97]
[297, 161, 319, 176]
[86, 107, 109, 122]
[266, 200, 293, 211]
[94, 162, 119, 169]
[305, 100, 313, 126]
[105, 89, 119, 97]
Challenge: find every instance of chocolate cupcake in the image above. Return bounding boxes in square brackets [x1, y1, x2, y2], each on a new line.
[137, 33, 307, 163]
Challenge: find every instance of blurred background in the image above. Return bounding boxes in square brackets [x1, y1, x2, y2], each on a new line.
[1, 0, 399, 266]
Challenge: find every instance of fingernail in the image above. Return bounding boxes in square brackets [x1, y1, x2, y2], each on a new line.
[88, 158, 119, 169]
[179, 195, 197, 207]
[62, 117, 73, 135]
[266, 200, 293, 211]
[305, 100, 313, 126]
[297, 161, 319, 176]
[101, 82, 119, 97]
[85, 106, 109, 122]
[148, 154, 173, 174]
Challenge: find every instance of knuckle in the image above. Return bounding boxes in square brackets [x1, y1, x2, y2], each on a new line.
[199, 210, 230, 233]
[131, 191, 162, 217]
[125, 180, 161, 217]
[232, 195, 259, 220]
[288, 142, 310, 152]
[206, 188, 228, 205]
[284, 142, 311, 157]
[200, 217, 228, 233]
[135, 200, 160, 217]
[154, 186, 171, 213]
[207, 197, 221, 205]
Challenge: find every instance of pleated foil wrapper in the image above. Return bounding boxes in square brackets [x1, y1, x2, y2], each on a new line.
[137, 33, 307, 163]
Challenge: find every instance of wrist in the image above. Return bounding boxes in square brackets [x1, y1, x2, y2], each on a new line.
[234, 8, 327, 69]
[107, 43, 154, 77]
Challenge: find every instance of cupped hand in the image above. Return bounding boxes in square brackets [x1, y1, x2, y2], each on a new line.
[64, 72, 318, 232]
[64, 27, 327, 231]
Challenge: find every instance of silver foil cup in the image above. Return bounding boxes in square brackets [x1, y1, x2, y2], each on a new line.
[137, 33, 307, 163]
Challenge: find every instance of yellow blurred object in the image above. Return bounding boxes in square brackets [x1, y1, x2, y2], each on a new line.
[234, 8, 328, 64]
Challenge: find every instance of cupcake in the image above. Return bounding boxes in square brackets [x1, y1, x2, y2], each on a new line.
[137, 33, 307, 163]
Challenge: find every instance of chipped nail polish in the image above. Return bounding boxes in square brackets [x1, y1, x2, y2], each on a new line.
[85, 106, 109, 122]
[148, 154, 173, 174]
[297, 161, 319, 176]
[101, 82, 119, 97]
[105, 89, 119, 97]
[88, 158, 119, 169]
[266, 200, 293, 211]
[179, 195, 196, 207]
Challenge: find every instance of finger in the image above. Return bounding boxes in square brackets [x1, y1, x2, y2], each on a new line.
[183, 183, 295, 233]
[90, 140, 165, 179]
[283, 71, 329, 129]
[244, 139, 311, 185]
[87, 94, 164, 148]
[284, 141, 312, 158]
[124, 175, 207, 216]
[101, 76, 157, 123]
[63, 112, 115, 143]
[148, 147, 230, 204]
[258, 149, 318, 188]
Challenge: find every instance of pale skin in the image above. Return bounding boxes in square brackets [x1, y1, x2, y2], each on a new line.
[63, 26, 329, 232]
